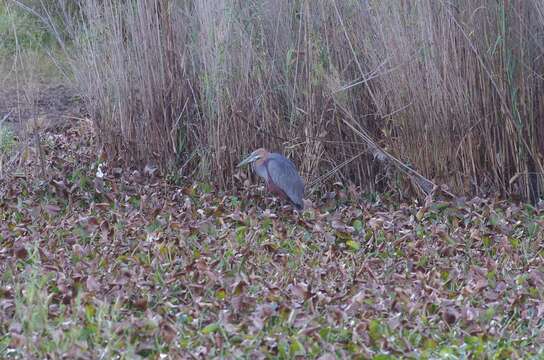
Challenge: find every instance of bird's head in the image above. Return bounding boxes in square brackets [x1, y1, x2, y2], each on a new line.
[237, 148, 268, 167]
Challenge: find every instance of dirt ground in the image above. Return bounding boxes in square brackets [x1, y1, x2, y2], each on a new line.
[0, 83, 84, 133]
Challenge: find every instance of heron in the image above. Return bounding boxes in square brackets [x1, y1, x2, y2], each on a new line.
[237, 148, 305, 210]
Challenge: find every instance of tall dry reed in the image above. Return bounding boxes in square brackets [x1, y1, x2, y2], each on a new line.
[23, 0, 544, 200]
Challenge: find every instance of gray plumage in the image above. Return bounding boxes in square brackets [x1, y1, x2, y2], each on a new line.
[238, 148, 305, 209]
[263, 153, 305, 209]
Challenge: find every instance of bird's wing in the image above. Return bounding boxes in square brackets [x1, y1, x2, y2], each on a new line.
[266, 154, 305, 207]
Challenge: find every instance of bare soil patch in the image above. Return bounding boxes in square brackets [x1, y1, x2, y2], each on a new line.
[0, 84, 84, 132]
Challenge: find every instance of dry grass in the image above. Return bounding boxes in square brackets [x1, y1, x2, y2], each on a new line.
[363, 1, 544, 201]
[0, 1, 68, 180]
[53, 0, 194, 172]
[17, 0, 544, 201]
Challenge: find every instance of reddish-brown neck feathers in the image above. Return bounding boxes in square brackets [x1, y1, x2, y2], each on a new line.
[254, 148, 269, 166]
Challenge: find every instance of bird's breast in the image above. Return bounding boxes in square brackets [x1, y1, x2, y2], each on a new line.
[253, 161, 269, 180]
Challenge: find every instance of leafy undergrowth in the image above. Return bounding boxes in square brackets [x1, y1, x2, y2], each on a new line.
[1, 123, 544, 359]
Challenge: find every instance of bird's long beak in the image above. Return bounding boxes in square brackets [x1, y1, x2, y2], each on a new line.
[237, 152, 260, 167]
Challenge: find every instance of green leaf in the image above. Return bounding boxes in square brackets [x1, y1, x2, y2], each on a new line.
[201, 323, 219, 334]
[464, 336, 484, 354]
[493, 346, 516, 360]
[85, 304, 96, 319]
[319, 327, 331, 341]
[527, 222, 539, 237]
[439, 346, 458, 357]
[352, 219, 363, 233]
[230, 196, 240, 207]
[484, 307, 495, 322]
[199, 182, 213, 194]
[509, 237, 520, 248]
[261, 218, 273, 232]
[289, 337, 305, 356]
[335, 231, 352, 241]
[368, 319, 384, 341]
[373, 355, 395, 360]
[489, 214, 499, 226]
[346, 240, 361, 251]
[216, 288, 226, 301]
[423, 338, 438, 350]
[236, 226, 247, 245]
[278, 340, 289, 359]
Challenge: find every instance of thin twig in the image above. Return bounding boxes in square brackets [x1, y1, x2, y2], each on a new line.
[1, 111, 12, 125]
